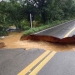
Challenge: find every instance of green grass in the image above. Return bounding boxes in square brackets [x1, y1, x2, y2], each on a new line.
[23, 18, 75, 35]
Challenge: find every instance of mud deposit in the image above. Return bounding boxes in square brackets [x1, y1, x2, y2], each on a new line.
[0, 33, 75, 52]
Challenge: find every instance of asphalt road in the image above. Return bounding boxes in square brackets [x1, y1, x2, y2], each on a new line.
[0, 48, 45, 75]
[35, 20, 75, 38]
[0, 20, 75, 75]
[38, 51, 75, 75]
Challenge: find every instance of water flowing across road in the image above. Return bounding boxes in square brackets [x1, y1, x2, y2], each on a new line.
[0, 32, 75, 52]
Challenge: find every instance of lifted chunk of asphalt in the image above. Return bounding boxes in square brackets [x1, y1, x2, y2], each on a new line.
[21, 34, 75, 44]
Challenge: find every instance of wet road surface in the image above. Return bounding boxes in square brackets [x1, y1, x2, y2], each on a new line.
[35, 20, 75, 38]
[38, 51, 75, 75]
[0, 48, 45, 75]
[0, 20, 75, 75]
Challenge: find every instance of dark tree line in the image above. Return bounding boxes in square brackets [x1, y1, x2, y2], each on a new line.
[0, 0, 75, 35]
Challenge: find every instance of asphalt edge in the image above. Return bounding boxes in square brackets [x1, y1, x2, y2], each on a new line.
[34, 19, 75, 34]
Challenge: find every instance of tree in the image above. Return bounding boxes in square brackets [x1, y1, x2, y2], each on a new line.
[7, 0, 24, 29]
[0, 1, 11, 35]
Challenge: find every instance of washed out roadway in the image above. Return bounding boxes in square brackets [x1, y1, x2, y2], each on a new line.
[28, 20, 75, 75]
[0, 20, 75, 75]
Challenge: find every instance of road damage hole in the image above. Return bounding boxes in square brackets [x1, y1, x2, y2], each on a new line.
[0, 33, 75, 52]
[21, 34, 75, 44]
[20, 34, 75, 51]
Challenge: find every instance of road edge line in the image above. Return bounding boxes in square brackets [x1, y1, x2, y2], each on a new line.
[64, 27, 75, 38]
[34, 19, 75, 34]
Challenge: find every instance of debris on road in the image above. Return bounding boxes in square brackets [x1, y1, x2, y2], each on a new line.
[21, 34, 75, 44]
[0, 33, 75, 52]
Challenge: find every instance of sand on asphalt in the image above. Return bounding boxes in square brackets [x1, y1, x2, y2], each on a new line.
[0, 32, 75, 52]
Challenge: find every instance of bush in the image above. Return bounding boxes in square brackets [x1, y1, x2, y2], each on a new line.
[23, 19, 75, 35]
[23, 29, 34, 35]
[0, 30, 8, 36]
[33, 21, 39, 27]
[20, 19, 30, 30]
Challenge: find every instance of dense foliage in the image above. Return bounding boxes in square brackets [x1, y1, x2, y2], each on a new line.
[0, 0, 75, 35]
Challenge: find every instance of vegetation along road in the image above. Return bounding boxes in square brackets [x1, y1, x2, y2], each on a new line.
[0, 0, 75, 75]
[0, 20, 75, 75]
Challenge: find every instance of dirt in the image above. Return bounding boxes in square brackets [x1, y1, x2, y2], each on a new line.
[0, 32, 75, 52]
[0, 42, 5, 48]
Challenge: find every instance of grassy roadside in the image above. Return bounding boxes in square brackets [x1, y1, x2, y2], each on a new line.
[23, 18, 75, 35]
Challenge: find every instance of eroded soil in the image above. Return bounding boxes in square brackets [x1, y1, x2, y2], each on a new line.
[0, 32, 75, 52]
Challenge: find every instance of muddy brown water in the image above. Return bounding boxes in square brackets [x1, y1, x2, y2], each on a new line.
[0, 32, 75, 52]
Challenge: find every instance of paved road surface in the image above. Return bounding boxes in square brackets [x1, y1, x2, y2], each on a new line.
[0, 20, 75, 75]
[38, 51, 75, 75]
[0, 48, 45, 75]
[35, 20, 75, 38]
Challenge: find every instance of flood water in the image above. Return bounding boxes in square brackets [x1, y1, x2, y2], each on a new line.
[0, 32, 75, 52]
